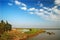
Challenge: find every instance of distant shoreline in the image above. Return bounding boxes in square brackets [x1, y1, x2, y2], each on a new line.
[40, 28, 60, 30]
[13, 28, 60, 30]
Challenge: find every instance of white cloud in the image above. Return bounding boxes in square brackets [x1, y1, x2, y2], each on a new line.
[43, 7, 48, 10]
[8, 3, 13, 6]
[14, 0, 27, 11]
[21, 3, 27, 7]
[28, 8, 36, 11]
[20, 7, 27, 10]
[28, 5, 60, 21]
[53, 8, 60, 14]
[15, 0, 21, 5]
[48, 0, 60, 21]
[44, 11, 49, 13]
[28, 8, 44, 16]
[55, 0, 60, 6]
[50, 14, 57, 19]
[36, 13, 44, 16]
[42, 7, 52, 12]
[10, 0, 60, 21]
[14, 0, 26, 7]
[52, 6, 60, 15]
[39, 9, 44, 12]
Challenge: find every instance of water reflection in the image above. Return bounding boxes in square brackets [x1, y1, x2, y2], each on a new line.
[27, 30, 60, 40]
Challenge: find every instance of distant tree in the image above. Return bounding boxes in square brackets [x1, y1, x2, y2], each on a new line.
[4, 21, 12, 31]
[29, 29, 32, 31]
[0, 20, 5, 35]
[0, 20, 12, 35]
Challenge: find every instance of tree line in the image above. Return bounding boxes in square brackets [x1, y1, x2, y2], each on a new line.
[0, 20, 12, 35]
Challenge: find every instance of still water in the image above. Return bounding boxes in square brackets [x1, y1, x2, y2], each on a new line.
[27, 30, 60, 40]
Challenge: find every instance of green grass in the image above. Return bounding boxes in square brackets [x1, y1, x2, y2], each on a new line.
[16, 28, 40, 34]
[27, 29, 38, 34]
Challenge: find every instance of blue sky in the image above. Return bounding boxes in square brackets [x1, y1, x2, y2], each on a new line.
[0, 0, 60, 28]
